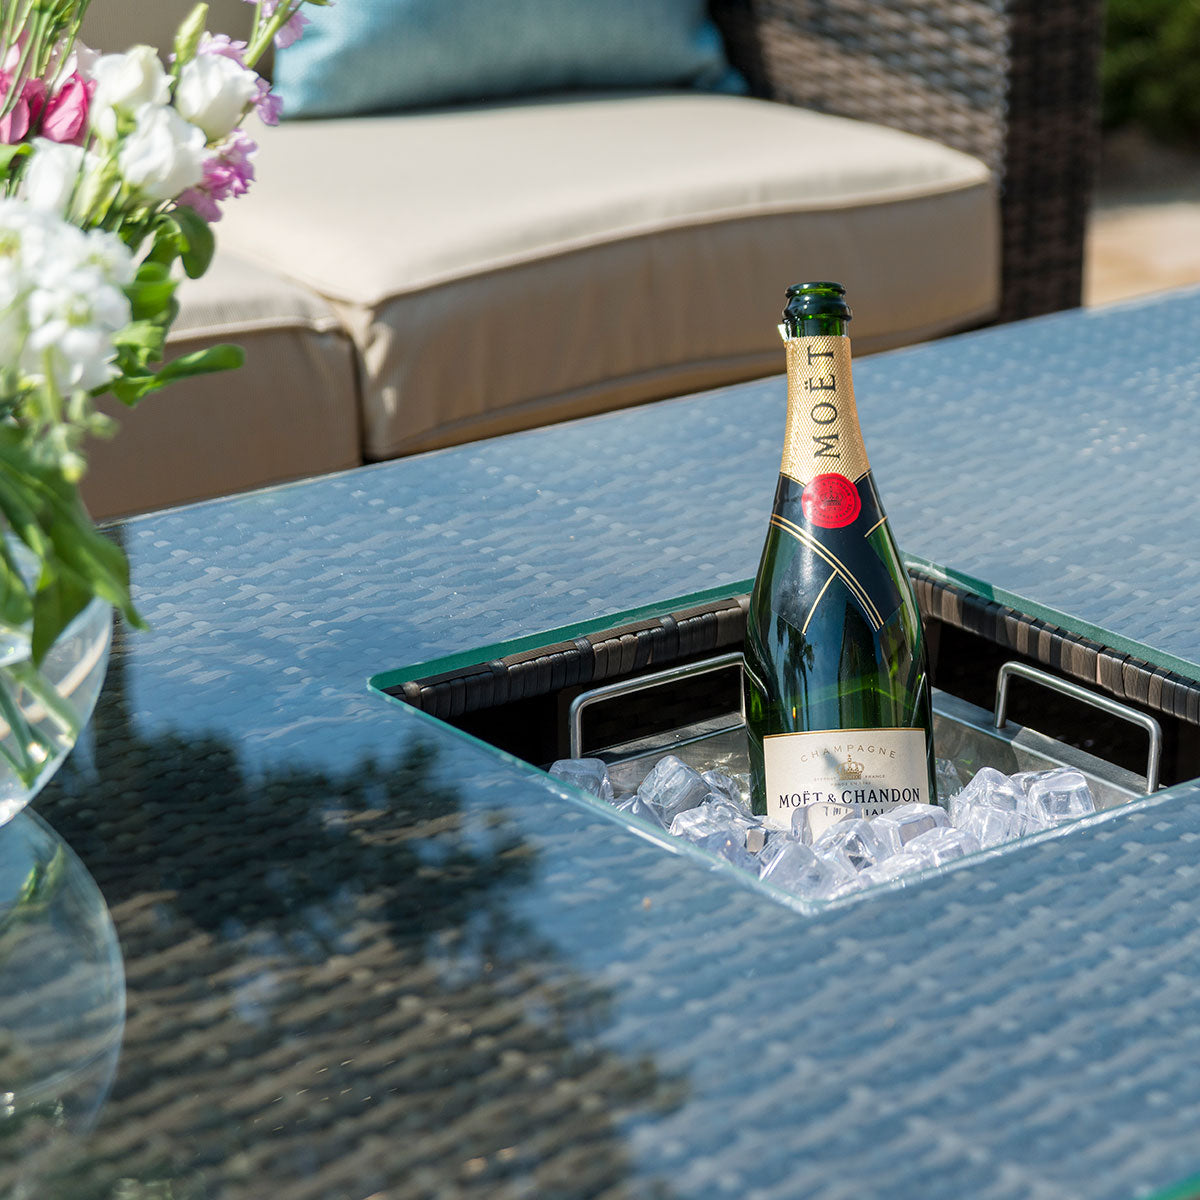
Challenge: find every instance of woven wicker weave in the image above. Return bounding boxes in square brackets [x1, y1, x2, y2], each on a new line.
[708, 0, 1104, 321]
[395, 576, 1200, 785]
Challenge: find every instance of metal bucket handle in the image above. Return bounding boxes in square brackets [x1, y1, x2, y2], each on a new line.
[568, 654, 1164, 794]
[994, 661, 1162, 794]
[568, 652, 744, 759]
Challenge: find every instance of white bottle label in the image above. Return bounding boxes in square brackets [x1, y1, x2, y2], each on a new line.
[762, 727, 930, 831]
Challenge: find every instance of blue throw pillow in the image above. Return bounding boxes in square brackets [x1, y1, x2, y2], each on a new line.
[275, 0, 744, 119]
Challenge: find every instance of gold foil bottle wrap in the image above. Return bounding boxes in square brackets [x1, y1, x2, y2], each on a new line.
[781, 335, 870, 485]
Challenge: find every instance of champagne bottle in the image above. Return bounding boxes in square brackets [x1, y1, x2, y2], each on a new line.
[742, 282, 935, 832]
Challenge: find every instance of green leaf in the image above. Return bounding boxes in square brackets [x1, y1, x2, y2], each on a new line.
[0, 143, 31, 180]
[126, 262, 177, 323]
[30, 498, 141, 662]
[146, 218, 183, 268]
[0, 426, 141, 661]
[113, 319, 168, 359]
[173, 205, 215, 278]
[108, 371, 159, 407]
[155, 344, 244, 383]
[105, 343, 245, 409]
[0, 471, 51, 563]
[0, 540, 32, 631]
[31, 573, 92, 664]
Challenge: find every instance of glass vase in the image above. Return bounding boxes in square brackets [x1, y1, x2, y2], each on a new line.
[0, 597, 113, 829]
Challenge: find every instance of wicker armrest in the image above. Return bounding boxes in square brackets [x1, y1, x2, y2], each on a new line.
[709, 0, 1104, 323]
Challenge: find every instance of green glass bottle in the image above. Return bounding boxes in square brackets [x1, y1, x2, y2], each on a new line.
[742, 282, 936, 831]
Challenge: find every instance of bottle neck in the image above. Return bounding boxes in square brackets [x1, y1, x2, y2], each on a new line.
[780, 332, 869, 487]
[782, 314, 849, 339]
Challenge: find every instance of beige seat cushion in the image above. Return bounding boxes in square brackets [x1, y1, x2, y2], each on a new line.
[214, 92, 1000, 460]
[82, 253, 361, 519]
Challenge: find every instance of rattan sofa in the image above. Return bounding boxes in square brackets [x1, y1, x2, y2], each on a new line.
[79, 0, 1103, 519]
[710, 0, 1104, 324]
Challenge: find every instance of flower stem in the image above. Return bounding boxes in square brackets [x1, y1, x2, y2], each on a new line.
[245, 0, 304, 68]
[0, 1, 40, 122]
[0, 668, 51, 789]
[0, 0, 36, 86]
[38, 348, 62, 427]
[6, 659, 83, 742]
[39, 0, 93, 86]
[0, 847, 66, 935]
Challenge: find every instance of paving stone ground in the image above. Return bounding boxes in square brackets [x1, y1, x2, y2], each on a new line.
[1085, 129, 1200, 307]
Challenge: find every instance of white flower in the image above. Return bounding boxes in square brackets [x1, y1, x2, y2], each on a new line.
[117, 103, 207, 202]
[175, 52, 259, 142]
[24, 273, 131, 393]
[77, 228, 136, 290]
[0, 199, 71, 284]
[20, 139, 87, 216]
[90, 45, 171, 140]
[0, 199, 135, 395]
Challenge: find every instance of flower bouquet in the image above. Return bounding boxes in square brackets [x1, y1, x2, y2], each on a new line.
[0, 0, 325, 818]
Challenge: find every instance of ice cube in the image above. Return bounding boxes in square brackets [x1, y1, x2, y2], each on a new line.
[958, 803, 1028, 848]
[694, 830, 758, 871]
[905, 825, 981, 866]
[669, 798, 754, 843]
[948, 765, 1072, 846]
[637, 754, 710, 822]
[791, 799, 860, 844]
[951, 767, 1024, 817]
[614, 793, 667, 828]
[549, 757, 614, 802]
[702, 769, 748, 809]
[813, 818, 886, 872]
[756, 834, 791, 874]
[1022, 768, 1096, 826]
[872, 802, 949, 856]
[947, 766, 1025, 833]
[948, 771, 1028, 848]
[745, 827, 768, 855]
[1008, 771, 1043, 795]
[935, 758, 964, 803]
[759, 839, 856, 899]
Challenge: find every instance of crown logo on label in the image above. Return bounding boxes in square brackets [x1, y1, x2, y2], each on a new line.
[837, 756, 864, 781]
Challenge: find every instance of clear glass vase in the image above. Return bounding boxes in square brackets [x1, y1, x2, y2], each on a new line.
[0, 808, 126, 1197]
[0, 596, 122, 1195]
[0, 597, 113, 829]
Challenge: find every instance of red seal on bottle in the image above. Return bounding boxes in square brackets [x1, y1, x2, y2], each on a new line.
[801, 473, 862, 529]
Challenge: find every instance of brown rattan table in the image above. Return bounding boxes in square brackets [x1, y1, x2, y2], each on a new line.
[11, 285, 1200, 1199]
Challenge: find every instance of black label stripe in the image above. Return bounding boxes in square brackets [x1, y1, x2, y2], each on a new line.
[773, 514, 885, 627]
[800, 570, 838, 636]
[770, 515, 884, 631]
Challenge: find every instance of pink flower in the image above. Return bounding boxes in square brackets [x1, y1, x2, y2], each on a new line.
[254, 79, 282, 125]
[178, 131, 257, 222]
[0, 73, 45, 143]
[272, 9, 310, 49]
[41, 73, 93, 145]
[243, 0, 312, 49]
[200, 33, 250, 67]
[176, 183, 221, 223]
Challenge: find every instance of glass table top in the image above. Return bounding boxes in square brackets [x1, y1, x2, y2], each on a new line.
[11, 285, 1200, 1199]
